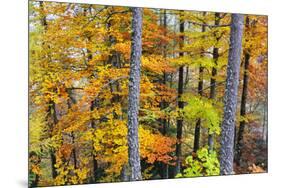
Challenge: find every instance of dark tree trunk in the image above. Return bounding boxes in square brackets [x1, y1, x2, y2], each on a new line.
[184, 66, 189, 90]
[235, 17, 251, 166]
[160, 9, 169, 179]
[193, 13, 205, 153]
[208, 12, 220, 152]
[193, 64, 204, 153]
[193, 65, 204, 152]
[49, 100, 58, 179]
[90, 100, 99, 183]
[175, 12, 185, 175]
[127, 7, 143, 181]
[220, 14, 244, 175]
[235, 52, 250, 166]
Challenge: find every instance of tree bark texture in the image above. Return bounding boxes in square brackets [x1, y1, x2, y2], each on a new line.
[175, 12, 185, 175]
[127, 7, 143, 181]
[220, 13, 244, 175]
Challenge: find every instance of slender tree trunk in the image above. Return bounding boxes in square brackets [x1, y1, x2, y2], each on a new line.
[184, 66, 189, 90]
[262, 102, 268, 143]
[66, 93, 79, 170]
[49, 100, 58, 179]
[220, 14, 244, 175]
[235, 17, 251, 166]
[208, 12, 220, 152]
[235, 52, 250, 166]
[90, 100, 99, 183]
[193, 65, 204, 152]
[175, 11, 185, 175]
[193, 12, 206, 153]
[127, 7, 143, 181]
[160, 9, 169, 179]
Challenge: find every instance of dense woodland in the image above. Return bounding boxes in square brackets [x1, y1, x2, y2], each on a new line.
[29, 1, 268, 187]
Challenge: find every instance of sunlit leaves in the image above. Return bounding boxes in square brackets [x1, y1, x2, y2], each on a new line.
[176, 147, 220, 178]
[182, 94, 221, 135]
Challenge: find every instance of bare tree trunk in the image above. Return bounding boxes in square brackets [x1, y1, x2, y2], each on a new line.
[262, 102, 268, 143]
[193, 12, 206, 153]
[235, 17, 251, 166]
[49, 100, 58, 179]
[220, 13, 244, 175]
[193, 66, 203, 152]
[208, 12, 220, 152]
[160, 9, 169, 179]
[175, 11, 185, 175]
[66, 92, 79, 170]
[90, 100, 99, 183]
[127, 7, 143, 181]
[184, 66, 189, 90]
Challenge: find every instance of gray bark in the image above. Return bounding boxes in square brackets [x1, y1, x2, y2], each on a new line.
[127, 7, 143, 181]
[220, 14, 244, 175]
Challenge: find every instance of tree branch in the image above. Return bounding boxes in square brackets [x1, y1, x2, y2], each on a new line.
[187, 21, 230, 28]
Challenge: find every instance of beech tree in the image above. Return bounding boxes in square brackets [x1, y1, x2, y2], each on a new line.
[175, 11, 185, 175]
[220, 13, 244, 175]
[127, 7, 143, 181]
[208, 12, 220, 152]
[29, 2, 267, 186]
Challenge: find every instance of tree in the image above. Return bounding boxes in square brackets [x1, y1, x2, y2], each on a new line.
[193, 12, 206, 153]
[175, 11, 185, 175]
[127, 7, 143, 181]
[220, 14, 244, 175]
[208, 12, 220, 152]
[235, 16, 250, 166]
[29, 2, 267, 185]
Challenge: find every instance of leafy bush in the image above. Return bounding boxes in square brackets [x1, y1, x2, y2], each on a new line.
[176, 147, 220, 177]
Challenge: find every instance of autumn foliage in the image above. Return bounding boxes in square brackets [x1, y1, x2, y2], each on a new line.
[29, 1, 267, 187]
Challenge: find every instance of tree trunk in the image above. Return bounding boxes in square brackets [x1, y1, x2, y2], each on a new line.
[90, 100, 99, 183]
[235, 17, 251, 166]
[208, 12, 220, 152]
[127, 7, 143, 181]
[39, 2, 58, 180]
[65, 92, 79, 171]
[193, 12, 206, 153]
[160, 9, 169, 179]
[235, 52, 250, 166]
[175, 11, 185, 175]
[49, 100, 58, 179]
[220, 13, 244, 175]
[193, 65, 203, 152]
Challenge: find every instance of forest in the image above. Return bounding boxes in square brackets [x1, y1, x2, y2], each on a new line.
[29, 1, 268, 187]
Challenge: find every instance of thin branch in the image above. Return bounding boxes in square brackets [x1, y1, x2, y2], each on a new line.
[219, 13, 228, 20]
[82, 7, 108, 28]
[187, 21, 230, 28]
[104, 10, 131, 23]
[92, 76, 128, 100]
